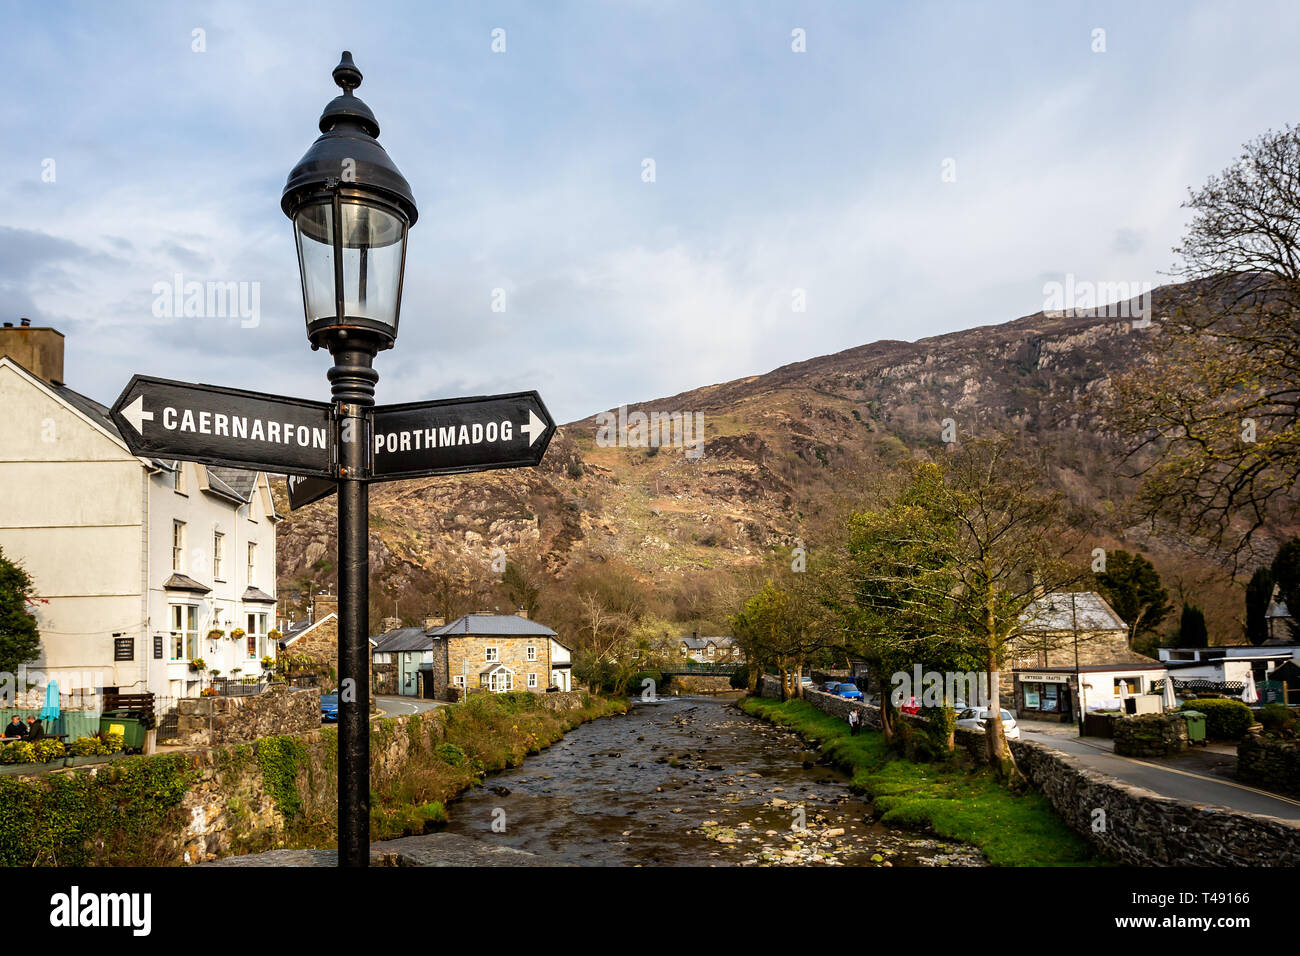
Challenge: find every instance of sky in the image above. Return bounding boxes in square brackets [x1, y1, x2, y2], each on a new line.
[2, 0, 1299, 423]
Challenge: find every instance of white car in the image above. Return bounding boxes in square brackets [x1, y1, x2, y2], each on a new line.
[955, 707, 1021, 740]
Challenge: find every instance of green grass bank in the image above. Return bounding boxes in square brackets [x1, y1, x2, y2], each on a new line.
[739, 696, 1099, 866]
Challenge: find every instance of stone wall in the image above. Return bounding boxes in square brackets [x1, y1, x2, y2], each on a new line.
[1238, 733, 1300, 795]
[168, 685, 321, 747]
[670, 675, 734, 695]
[1009, 738, 1300, 865]
[446, 635, 551, 696]
[755, 678, 1300, 865]
[1112, 713, 1188, 758]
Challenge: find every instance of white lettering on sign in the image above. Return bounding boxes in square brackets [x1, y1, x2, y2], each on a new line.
[373, 419, 515, 456]
[160, 405, 326, 450]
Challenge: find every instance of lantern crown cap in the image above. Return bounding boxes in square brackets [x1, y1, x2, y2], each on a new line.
[318, 51, 379, 137]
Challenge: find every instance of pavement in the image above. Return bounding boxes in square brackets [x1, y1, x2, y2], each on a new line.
[374, 695, 446, 716]
[1018, 721, 1300, 821]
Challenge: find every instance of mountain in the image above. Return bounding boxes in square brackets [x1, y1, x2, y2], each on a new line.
[274, 285, 1290, 641]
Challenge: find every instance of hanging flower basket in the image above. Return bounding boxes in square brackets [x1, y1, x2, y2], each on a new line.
[207, 629, 225, 641]
[230, 628, 247, 642]
[189, 658, 206, 672]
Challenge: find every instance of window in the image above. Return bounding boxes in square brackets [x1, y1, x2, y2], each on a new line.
[170, 604, 198, 660]
[706, 645, 715, 658]
[172, 521, 186, 572]
[453, 675, 465, 688]
[173, 464, 185, 492]
[528, 673, 537, 688]
[246, 612, 267, 658]
[375, 652, 391, 664]
[247, 542, 257, 583]
[213, 531, 224, 580]
[484, 669, 513, 693]
[485, 646, 498, 662]
[680, 645, 689, 657]
[1114, 677, 1141, 696]
[527, 644, 537, 661]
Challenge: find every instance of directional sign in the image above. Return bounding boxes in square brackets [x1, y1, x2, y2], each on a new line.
[110, 375, 334, 477]
[370, 391, 556, 481]
[287, 474, 337, 510]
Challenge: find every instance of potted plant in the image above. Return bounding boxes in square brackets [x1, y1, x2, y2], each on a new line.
[230, 627, 246, 642]
[207, 629, 225, 641]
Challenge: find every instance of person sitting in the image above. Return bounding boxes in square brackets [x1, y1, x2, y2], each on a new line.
[3, 715, 28, 740]
[25, 717, 44, 741]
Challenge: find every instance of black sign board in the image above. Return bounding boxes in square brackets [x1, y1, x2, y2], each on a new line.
[369, 391, 556, 481]
[153, 635, 164, 660]
[114, 637, 134, 662]
[110, 375, 334, 478]
[287, 474, 337, 510]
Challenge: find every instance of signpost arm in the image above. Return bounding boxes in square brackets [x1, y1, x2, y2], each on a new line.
[329, 348, 378, 867]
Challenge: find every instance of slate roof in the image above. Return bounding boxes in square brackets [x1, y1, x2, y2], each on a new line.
[243, 586, 276, 604]
[207, 467, 257, 500]
[429, 614, 558, 638]
[681, 635, 735, 649]
[1019, 591, 1127, 633]
[372, 627, 434, 653]
[163, 572, 211, 594]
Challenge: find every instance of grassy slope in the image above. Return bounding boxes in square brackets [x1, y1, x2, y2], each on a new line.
[739, 696, 1100, 867]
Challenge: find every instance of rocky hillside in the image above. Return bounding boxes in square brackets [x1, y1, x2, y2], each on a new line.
[275, 285, 1292, 639]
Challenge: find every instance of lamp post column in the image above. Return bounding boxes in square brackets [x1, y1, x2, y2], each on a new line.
[329, 346, 377, 867]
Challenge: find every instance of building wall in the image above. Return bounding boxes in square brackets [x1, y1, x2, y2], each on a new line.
[147, 465, 279, 699]
[0, 362, 146, 699]
[447, 635, 552, 694]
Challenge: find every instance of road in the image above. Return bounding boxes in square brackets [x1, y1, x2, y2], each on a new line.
[1021, 729, 1300, 821]
[374, 695, 445, 716]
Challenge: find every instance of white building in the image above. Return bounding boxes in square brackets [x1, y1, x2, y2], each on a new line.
[0, 323, 279, 703]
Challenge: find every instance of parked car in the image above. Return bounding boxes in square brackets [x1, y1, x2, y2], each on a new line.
[955, 707, 1020, 739]
[799, 676, 814, 687]
[834, 683, 863, 700]
[823, 680, 840, 693]
[320, 693, 339, 723]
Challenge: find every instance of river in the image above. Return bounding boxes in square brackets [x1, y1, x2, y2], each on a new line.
[441, 695, 985, 866]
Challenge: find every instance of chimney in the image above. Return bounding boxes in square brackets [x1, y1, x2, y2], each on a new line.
[312, 591, 338, 621]
[424, 615, 445, 630]
[516, 606, 529, 620]
[380, 616, 401, 633]
[692, 629, 699, 639]
[0, 322, 65, 386]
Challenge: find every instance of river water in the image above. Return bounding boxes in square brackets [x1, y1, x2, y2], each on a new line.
[441, 695, 985, 866]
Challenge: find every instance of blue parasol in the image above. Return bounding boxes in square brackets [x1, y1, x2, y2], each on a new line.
[39, 680, 60, 721]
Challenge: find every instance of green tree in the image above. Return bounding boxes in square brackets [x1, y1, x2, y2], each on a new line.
[1245, 567, 1274, 645]
[1272, 538, 1300, 641]
[1178, 605, 1210, 647]
[827, 438, 1088, 777]
[1094, 550, 1172, 646]
[0, 548, 41, 678]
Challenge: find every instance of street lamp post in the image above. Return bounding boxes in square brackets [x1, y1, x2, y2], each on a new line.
[282, 51, 418, 867]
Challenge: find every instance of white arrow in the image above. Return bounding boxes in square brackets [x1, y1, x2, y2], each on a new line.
[520, 409, 546, 447]
[121, 394, 154, 436]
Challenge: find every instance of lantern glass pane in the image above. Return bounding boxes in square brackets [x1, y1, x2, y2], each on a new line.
[340, 201, 405, 329]
[293, 202, 337, 324]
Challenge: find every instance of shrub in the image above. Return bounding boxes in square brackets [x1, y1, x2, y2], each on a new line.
[435, 743, 467, 767]
[0, 742, 35, 764]
[1260, 703, 1298, 738]
[1182, 699, 1254, 740]
[630, 670, 664, 694]
[730, 664, 750, 690]
[31, 739, 66, 763]
[68, 735, 104, 756]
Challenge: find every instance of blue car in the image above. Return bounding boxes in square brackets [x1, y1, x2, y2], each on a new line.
[823, 680, 839, 693]
[320, 693, 339, 723]
[834, 683, 863, 700]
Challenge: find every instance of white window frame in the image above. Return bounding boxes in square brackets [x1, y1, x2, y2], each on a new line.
[247, 542, 257, 583]
[528, 673, 537, 688]
[173, 464, 186, 493]
[213, 531, 225, 581]
[246, 612, 267, 659]
[485, 646, 499, 662]
[527, 644, 537, 661]
[170, 603, 199, 661]
[172, 521, 186, 572]
[453, 675, 465, 688]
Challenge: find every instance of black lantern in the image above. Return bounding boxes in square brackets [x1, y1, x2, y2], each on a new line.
[282, 52, 418, 351]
